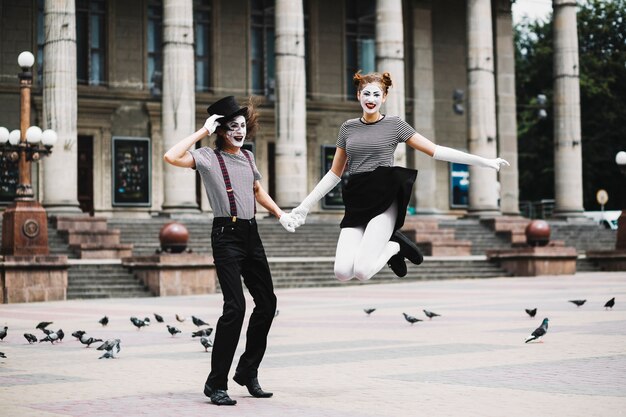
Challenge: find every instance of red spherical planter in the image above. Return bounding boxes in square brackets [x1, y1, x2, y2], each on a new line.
[525, 220, 551, 247]
[159, 222, 190, 253]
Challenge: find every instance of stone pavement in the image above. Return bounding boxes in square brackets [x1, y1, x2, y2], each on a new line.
[1, 271, 625, 417]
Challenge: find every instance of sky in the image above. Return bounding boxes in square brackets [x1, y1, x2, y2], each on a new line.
[512, 0, 553, 23]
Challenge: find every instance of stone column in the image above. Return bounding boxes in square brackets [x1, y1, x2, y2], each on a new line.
[274, 0, 307, 207]
[495, 0, 520, 216]
[376, 0, 406, 167]
[161, 0, 198, 212]
[552, 0, 584, 217]
[412, 1, 437, 213]
[42, 0, 81, 214]
[466, 0, 500, 216]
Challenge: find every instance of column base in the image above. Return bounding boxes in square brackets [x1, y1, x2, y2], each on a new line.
[161, 203, 200, 214]
[44, 201, 84, 216]
[464, 208, 502, 219]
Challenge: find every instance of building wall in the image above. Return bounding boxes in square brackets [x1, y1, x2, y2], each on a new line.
[0, 0, 487, 217]
[432, 0, 467, 212]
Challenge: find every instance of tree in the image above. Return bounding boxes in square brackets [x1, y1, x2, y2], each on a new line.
[515, 0, 626, 212]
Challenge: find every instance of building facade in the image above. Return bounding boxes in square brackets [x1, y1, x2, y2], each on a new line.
[0, 0, 584, 219]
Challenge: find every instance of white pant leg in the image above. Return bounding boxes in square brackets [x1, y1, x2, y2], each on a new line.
[334, 226, 365, 281]
[352, 201, 400, 281]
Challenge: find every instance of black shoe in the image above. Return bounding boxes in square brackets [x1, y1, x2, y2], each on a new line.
[391, 231, 424, 265]
[387, 254, 407, 277]
[204, 384, 237, 406]
[233, 374, 273, 398]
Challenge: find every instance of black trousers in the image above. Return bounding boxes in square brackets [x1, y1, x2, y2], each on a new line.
[206, 217, 277, 390]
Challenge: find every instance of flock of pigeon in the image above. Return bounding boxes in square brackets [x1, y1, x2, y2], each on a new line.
[0, 296, 617, 360]
[0, 312, 216, 360]
[362, 296, 616, 344]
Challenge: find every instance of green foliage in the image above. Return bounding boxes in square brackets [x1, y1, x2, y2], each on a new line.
[515, 0, 626, 210]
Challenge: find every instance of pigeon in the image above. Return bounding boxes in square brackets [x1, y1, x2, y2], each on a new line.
[569, 299, 586, 307]
[200, 337, 212, 352]
[99, 316, 109, 326]
[363, 308, 376, 316]
[36, 321, 53, 331]
[154, 313, 164, 323]
[525, 308, 537, 318]
[175, 314, 186, 323]
[192, 328, 214, 338]
[97, 339, 121, 358]
[79, 334, 103, 348]
[39, 331, 60, 344]
[99, 351, 116, 359]
[24, 333, 38, 344]
[525, 318, 549, 343]
[72, 330, 86, 340]
[143, 317, 151, 324]
[41, 328, 53, 335]
[56, 329, 65, 342]
[0, 326, 7, 341]
[130, 317, 148, 330]
[604, 297, 615, 310]
[423, 309, 441, 319]
[0, 352, 5, 358]
[191, 316, 210, 327]
[402, 312, 422, 325]
[166, 325, 182, 336]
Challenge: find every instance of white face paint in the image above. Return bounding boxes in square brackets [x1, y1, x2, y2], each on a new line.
[225, 115, 247, 148]
[358, 83, 384, 115]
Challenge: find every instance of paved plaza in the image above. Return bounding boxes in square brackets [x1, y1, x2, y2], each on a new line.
[1, 271, 625, 417]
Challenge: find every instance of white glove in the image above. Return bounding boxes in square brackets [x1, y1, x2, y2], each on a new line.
[203, 114, 223, 135]
[292, 171, 342, 226]
[433, 145, 510, 172]
[278, 212, 297, 233]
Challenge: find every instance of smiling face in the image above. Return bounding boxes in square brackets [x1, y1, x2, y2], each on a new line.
[224, 115, 247, 148]
[358, 83, 385, 115]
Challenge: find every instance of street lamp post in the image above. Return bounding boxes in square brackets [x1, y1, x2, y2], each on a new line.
[0, 51, 57, 256]
[616, 151, 626, 250]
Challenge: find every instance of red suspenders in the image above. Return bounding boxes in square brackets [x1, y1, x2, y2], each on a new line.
[213, 149, 257, 220]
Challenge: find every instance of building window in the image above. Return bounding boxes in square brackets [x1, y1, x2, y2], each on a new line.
[148, 0, 163, 95]
[345, 0, 375, 99]
[251, 0, 275, 98]
[76, 0, 107, 85]
[194, 0, 212, 93]
[36, 0, 45, 85]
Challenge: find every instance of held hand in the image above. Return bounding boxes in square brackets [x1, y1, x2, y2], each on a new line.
[279, 212, 297, 233]
[203, 114, 223, 135]
[291, 205, 309, 227]
[489, 158, 510, 172]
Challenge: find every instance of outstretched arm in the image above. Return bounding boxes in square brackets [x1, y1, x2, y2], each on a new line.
[406, 132, 509, 171]
[254, 181, 297, 232]
[291, 148, 348, 226]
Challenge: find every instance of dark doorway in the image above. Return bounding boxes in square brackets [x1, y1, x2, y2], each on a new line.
[77, 136, 94, 215]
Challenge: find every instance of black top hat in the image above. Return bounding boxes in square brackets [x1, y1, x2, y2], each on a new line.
[206, 96, 248, 123]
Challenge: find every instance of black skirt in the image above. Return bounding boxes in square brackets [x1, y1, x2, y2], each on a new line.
[340, 166, 417, 232]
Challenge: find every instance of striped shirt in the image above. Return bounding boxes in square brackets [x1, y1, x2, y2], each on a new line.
[336, 115, 416, 175]
[190, 147, 262, 219]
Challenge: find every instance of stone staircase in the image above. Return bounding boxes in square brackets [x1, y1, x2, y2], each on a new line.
[107, 217, 341, 257]
[3, 213, 618, 298]
[268, 257, 510, 288]
[439, 218, 512, 255]
[67, 262, 151, 299]
[548, 220, 617, 253]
